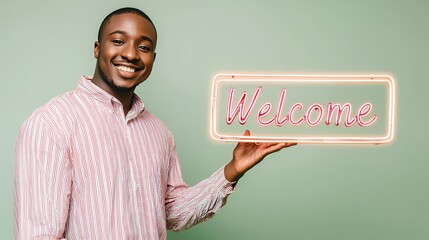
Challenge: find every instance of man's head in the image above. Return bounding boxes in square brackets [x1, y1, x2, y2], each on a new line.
[92, 7, 157, 97]
[97, 7, 157, 42]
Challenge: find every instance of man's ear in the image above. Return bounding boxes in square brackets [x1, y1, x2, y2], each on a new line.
[94, 41, 100, 58]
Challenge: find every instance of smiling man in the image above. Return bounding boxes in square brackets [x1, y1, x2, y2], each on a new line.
[14, 7, 295, 240]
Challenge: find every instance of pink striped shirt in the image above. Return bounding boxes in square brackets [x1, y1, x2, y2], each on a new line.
[14, 76, 236, 240]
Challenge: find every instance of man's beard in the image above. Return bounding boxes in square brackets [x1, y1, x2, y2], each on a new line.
[99, 65, 136, 93]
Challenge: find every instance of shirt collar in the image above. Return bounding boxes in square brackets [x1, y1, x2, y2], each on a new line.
[78, 76, 145, 116]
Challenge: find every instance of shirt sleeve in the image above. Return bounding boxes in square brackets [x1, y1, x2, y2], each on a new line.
[165, 137, 237, 231]
[14, 113, 72, 239]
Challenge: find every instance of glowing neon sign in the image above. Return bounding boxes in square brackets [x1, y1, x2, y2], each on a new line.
[210, 74, 395, 144]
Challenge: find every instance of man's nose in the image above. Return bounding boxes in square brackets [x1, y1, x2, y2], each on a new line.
[121, 44, 139, 61]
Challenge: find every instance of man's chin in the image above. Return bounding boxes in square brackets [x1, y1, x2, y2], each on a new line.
[111, 83, 136, 93]
[108, 77, 138, 92]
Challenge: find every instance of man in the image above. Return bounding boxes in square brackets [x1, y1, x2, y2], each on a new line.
[14, 7, 295, 239]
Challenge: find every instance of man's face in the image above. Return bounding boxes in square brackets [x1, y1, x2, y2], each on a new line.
[94, 13, 157, 94]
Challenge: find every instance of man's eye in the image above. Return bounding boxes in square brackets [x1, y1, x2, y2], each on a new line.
[112, 39, 124, 45]
[139, 45, 151, 52]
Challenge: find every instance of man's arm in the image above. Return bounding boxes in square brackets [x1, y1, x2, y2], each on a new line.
[165, 130, 296, 231]
[14, 114, 72, 239]
[165, 166, 235, 231]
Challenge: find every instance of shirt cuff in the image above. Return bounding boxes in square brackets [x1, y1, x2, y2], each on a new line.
[212, 165, 237, 197]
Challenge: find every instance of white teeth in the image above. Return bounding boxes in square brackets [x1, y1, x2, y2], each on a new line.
[116, 65, 136, 73]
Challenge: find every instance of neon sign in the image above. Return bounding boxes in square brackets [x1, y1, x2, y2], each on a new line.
[210, 74, 395, 144]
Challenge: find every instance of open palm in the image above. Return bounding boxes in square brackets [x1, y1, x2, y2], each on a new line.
[225, 130, 297, 181]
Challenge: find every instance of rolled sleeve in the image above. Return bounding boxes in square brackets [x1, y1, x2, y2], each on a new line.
[165, 162, 237, 231]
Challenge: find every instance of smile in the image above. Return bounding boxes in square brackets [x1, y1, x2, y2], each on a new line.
[115, 65, 137, 73]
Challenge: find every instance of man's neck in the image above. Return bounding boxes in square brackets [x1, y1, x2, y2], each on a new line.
[116, 93, 133, 116]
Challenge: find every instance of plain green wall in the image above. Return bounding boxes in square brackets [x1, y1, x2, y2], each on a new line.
[1, 0, 428, 239]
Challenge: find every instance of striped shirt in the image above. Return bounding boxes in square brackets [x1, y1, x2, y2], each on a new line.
[14, 76, 236, 240]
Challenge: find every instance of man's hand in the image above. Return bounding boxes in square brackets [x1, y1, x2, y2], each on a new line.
[224, 130, 297, 182]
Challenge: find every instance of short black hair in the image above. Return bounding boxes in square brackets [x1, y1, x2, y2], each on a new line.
[97, 7, 157, 42]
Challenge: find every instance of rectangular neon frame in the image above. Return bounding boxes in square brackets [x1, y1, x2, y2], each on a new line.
[210, 74, 396, 144]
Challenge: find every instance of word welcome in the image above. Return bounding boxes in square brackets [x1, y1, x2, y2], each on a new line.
[226, 87, 377, 127]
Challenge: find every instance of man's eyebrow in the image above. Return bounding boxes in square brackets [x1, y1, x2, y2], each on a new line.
[108, 30, 154, 45]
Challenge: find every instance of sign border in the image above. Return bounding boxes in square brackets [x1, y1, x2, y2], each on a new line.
[209, 74, 396, 144]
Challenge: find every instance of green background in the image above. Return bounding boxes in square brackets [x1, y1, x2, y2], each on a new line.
[1, 0, 428, 239]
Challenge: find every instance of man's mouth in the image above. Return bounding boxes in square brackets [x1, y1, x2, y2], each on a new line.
[115, 65, 137, 73]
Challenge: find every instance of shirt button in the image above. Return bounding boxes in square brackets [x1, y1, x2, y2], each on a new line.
[136, 184, 140, 190]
